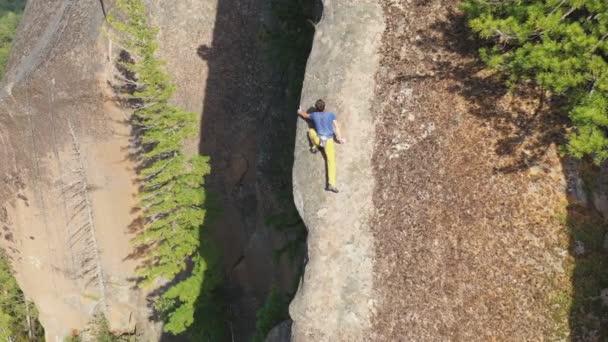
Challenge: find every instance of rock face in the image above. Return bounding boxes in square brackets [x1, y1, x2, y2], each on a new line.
[0, 1, 158, 339]
[264, 320, 292, 342]
[0, 0, 316, 339]
[0, 0, 217, 339]
[290, 1, 384, 341]
[186, 0, 319, 338]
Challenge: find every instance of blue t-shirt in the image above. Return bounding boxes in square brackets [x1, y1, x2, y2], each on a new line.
[310, 112, 336, 137]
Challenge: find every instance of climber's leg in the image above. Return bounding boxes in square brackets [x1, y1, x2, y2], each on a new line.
[325, 139, 336, 188]
[308, 128, 320, 147]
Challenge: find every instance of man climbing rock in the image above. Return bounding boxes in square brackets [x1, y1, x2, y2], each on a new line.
[297, 99, 345, 193]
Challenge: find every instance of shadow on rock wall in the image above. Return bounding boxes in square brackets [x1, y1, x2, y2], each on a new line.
[181, 0, 322, 341]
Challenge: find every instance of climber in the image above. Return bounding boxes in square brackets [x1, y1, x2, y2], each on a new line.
[297, 99, 345, 193]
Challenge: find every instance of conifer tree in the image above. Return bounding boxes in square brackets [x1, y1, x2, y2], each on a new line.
[462, 0, 608, 163]
[107, 0, 212, 334]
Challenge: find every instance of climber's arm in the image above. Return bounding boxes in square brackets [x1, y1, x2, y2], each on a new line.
[334, 120, 345, 144]
[297, 107, 311, 119]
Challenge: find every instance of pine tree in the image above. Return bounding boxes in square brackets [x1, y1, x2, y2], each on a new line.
[462, 0, 608, 163]
[107, 0, 212, 334]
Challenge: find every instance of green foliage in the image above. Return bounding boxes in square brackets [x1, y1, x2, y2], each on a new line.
[252, 288, 289, 342]
[108, 0, 214, 335]
[0, 313, 12, 342]
[90, 315, 133, 342]
[65, 335, 83, 342]
[179, 227, 227, 341]
[91, 316, 118, 342]
[184, 293, 226, 342]
[0, 252, 44, 341]
[462, 0, 608, 163]
[65, 315, 134, 342]
[0, 0, 25, 79]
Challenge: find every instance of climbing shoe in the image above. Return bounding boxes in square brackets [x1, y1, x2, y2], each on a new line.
[310, 147, 319, 154]
[326, 185, 339, 193]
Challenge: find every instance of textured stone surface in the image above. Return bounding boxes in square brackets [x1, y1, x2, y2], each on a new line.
[265, 320, 292, 342]
[0, 0, 212, 339]
[290, 1, 384, 341]
[573, 240, 585, 256]
[0, 1, 158, 339]
[1, 0, 317, 340]
[563, 158, 589, 207]
[107, 304, 135, 334]
[601, 289, 608, 307]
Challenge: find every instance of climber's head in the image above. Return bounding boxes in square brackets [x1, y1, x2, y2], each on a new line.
[315, 99, 325, 112]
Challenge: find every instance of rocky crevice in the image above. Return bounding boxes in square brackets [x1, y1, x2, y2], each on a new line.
[192, 0, 321, 339]
[0, 0, 324, 340]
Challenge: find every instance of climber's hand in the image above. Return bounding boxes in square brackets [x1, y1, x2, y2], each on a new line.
[336, 138, 346, 144]
[297, 106, 310, 119]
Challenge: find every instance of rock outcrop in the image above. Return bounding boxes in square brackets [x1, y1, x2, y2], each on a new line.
[0, 0, 317, 339]
[0, 1, 156, 338]
[0, 0, 215, 339]
[290, 1, 384, 340]
[264, 320, 292, 342]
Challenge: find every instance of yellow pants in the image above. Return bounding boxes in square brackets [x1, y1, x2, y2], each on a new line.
[308, 128, 336, 187]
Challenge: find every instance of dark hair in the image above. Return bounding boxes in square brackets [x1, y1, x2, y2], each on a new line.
[315, 99, 325, 112]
